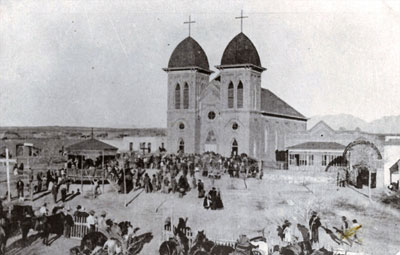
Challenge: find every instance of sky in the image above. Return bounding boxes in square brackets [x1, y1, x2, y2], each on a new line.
[0, 0, 399, 128]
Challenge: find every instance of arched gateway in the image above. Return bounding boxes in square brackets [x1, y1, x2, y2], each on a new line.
[342, 139, 382, 189]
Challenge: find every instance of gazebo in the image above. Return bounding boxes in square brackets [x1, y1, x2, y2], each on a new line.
[65, 138, 118, 185]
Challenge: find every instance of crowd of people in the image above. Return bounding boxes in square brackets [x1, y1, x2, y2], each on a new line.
[13, 168, 73, 203]
[101, 152, 260, 195]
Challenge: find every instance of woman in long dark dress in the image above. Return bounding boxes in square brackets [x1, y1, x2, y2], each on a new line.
[216, 188, 224, 209]
[203, 191, 210, 209]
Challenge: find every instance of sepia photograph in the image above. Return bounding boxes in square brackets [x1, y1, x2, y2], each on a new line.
[0, 0, 400, 254]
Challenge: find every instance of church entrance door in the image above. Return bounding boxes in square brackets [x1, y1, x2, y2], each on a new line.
[204, 130, 217, 153]
[204, 144, 217, 153]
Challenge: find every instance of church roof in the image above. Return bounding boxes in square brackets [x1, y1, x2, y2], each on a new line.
[287, 142, 345, 151]
[167, 37, 210, 72]
[220, 33, 263, 69]
[260, 88, 306, 120]
[66, 138, 118, 152]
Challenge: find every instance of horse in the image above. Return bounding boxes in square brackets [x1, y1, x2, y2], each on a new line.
[80, 231, 108, 251]
[279, 242, 304, 255]
[311, 247, 334, 255]
[189, 230, 235, 255]
[159, 227, 189, 255]
[35, 213, 66, 246]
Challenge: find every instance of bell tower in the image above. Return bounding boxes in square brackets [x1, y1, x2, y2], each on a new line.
[163, 33, 212, 154]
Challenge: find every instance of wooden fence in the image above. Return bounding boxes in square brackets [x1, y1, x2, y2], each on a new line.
[70, 216, 94, 240]
[162, 225, 236, 248]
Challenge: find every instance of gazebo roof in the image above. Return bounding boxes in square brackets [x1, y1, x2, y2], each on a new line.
[66, 138, 118, 152]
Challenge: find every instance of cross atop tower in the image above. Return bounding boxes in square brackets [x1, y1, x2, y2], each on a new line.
[235, 10, 248, 33]
[184, 15, 196, 37]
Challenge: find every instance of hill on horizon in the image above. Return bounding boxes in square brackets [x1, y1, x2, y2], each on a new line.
[308, 114, 400, 134]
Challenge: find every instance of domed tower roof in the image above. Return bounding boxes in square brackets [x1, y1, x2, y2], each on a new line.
[217, 32, 265, 72]
[164, 37, 212, 74]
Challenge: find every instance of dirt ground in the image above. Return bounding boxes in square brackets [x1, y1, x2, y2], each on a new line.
[4, 169, 400, 255]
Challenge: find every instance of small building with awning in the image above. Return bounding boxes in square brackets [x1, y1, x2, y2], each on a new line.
[287, 141, 346, 171]
[65, 138, 118, 181]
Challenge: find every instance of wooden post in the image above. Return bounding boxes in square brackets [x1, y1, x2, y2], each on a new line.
[369, 168, 372, 201]
[6, 149, 11, 203]
[81, 155, 83, 192]
[102, 151, 105, 193]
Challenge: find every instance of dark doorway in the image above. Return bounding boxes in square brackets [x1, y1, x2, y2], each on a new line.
[231, 139, 238, 156]
[356, 166, 376, 189]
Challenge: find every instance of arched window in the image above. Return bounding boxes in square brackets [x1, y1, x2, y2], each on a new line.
[228, 82, 234, 108]
[183, 83, 189, 109]
[237, 81, 243, 108]
[232, 139, 238, 156]
[179, 139, 185, 153]
[175, 84, 181, 109]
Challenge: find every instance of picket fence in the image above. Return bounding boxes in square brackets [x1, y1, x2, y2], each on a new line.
[70, 216, 97, 240]
[162, 225, 236, 248]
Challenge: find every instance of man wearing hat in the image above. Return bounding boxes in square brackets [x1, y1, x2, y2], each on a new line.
[16, 179, 24, 199]
[98, 211, 108, 232]
[235, 234, 256, 255]
[86, 210, 97, 233]
[309, 211, 321, 244]
[63, 206, 74, 238]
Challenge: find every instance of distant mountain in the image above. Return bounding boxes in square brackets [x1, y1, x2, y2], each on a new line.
[307, 114, 367, 131]
[308, 114, 400, 134]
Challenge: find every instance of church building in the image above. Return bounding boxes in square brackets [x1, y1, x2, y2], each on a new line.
[163, 28, 307, 164]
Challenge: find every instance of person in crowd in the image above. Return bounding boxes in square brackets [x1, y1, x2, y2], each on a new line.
[60, 181, 67, 202]
[86, 210, 97, 233]
[283, 220, 293, 244]
[73, 205, 88, 218]
[63, 206, 74, 238]
[235, 234, 257, 255]
[144, 173, 151, 193]
[93, 179, 101, 197]
[52, 183, 58, 203]
[350, 219, 362, 245]
[209, 187, 217, 210]
[151, 174, 158, 192]
[198, 179, 205, 198]
[309, 211, 321, 245]
[176, 217, 188, 234]
[191, 176, 197, 190]
[46, 169, 52, 189]
[16, 179, 24, 198]
[215, 188, 223, 209]
[171, 176, 177, 193]
[341, 216, 349, 234]
[203, 190, 210, 209]
[98, 211, 108, 232]
[162, 176, 170, 193]
[39, 203, 49, 216]
[37, 172, 43, 193]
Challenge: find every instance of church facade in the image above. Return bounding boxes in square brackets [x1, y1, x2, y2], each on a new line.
[163, 32, 307, 164]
